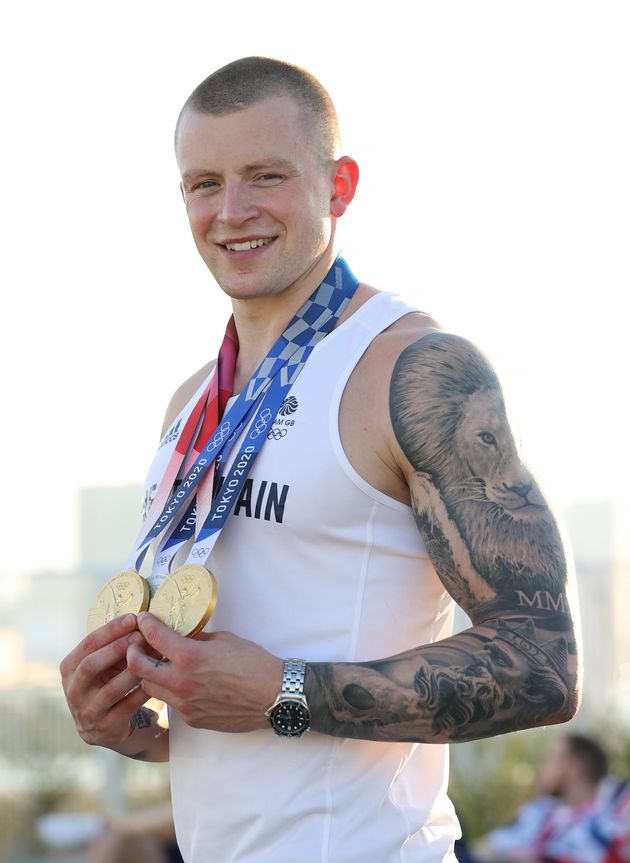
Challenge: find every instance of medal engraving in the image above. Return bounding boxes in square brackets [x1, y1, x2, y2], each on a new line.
[150, 564, 218, 638]
[86, 571, 150, 633]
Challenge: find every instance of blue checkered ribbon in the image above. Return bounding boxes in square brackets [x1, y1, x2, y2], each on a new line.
[131, 255, 358, 569]
[242, 262, 350, 402]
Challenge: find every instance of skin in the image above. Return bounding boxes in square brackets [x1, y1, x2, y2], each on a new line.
[60, 92, 580, 762]
[536, 739, 600, 806]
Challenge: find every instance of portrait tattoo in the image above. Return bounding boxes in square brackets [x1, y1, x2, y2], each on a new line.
[411, 619, 570, 738]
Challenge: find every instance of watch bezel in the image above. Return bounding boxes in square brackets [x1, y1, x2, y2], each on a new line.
[266, 695, 311, 738]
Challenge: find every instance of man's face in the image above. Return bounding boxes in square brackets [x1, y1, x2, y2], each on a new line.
[176, 96, 337, 301]
[537, 740, 574, 796]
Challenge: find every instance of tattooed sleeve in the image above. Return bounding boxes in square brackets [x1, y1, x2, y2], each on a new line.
[306, 333, 580, 743]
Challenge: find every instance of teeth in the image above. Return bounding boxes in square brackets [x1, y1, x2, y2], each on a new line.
[225, 238, 272, 251]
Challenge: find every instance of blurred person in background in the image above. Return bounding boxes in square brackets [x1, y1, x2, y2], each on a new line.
[88, 801, 183, 863]
[471, 734, 630, 863]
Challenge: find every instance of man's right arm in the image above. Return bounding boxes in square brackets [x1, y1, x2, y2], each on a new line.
[60, 614, 169, 762]
[61, 362, 218, 760]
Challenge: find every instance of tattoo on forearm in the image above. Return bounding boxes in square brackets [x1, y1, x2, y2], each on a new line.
[305, 333, 579, 744]
[308, 615, 574, 742]
[129, 707, 155, 736]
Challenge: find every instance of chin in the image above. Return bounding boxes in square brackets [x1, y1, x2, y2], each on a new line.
[218, 279, 287, 301]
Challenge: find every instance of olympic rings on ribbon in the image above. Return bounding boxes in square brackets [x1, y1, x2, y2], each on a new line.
[211, 421, 232, 448]
[249, 408, 273, 439]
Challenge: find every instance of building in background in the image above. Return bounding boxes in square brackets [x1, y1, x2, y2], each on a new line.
[79, 484, 144, 578]
[1, 484, 142, 681]
[564, 499, 630, 720]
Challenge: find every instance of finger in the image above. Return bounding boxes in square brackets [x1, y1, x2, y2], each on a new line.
[72, 631, 144, 694]
[92, 666, 144, 716]
[61, 614, 138, 679]
[127, 639, 175, 686]
[136, 612, 189, 659]
[139, 677, 175, 706]
[103, 682, 155, 731]
[128, 648, 178, 707]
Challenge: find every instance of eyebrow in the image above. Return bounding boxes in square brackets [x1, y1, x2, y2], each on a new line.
[181, 158, 298, 185]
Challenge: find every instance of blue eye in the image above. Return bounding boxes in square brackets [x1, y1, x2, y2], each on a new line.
[256, 173, 283, 184]
[479, 432, 497, 446]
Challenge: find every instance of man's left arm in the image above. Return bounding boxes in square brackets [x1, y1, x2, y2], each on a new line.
[305, 332, 581, 743]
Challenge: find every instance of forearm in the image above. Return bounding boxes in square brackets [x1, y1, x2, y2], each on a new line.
[114, 705, 169, 762]
[306, 609, 579, 744]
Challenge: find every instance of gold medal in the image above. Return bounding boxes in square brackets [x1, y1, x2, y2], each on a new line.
[149, 564, 218, 638]
[86, 571, 150, 633]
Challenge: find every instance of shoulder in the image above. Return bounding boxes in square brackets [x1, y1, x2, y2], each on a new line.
[391, 330, 498, 379]
[338, 294, 447, 501]
[389, 331, 501, 422]
[387, 330, 505, 480]
[350, 286, 443, 376]
[350, 297, 506, 499]
[160, 359, 216, 437]
[349, 295, 498, 411]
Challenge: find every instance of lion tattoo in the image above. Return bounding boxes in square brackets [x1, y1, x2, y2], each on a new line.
[390, 333, 567, 600]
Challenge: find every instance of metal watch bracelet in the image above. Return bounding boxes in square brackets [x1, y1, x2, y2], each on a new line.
[281, 658, 306, 695]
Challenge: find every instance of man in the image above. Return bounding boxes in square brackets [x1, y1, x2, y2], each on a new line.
[472, 734, 627, 863]
[60, 57, 581, 862]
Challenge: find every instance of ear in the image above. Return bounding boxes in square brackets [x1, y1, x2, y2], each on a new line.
[329, 156, 359, 218]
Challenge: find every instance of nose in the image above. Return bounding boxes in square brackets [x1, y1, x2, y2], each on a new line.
[502, 481, 533, 500]
[218, 180, 259, 227]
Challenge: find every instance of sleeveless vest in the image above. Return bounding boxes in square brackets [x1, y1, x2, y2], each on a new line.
[142, 292, 460, 863]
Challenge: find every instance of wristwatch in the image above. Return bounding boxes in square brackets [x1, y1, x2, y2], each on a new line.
[265, 658, 311, 738]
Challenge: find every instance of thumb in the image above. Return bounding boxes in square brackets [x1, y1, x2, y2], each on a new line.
[136, 611, 187, 658]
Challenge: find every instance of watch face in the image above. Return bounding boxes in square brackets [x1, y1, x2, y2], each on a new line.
[271, 700, 310, 737]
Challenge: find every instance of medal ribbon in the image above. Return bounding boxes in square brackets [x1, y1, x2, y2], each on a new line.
[136, 381, 212, 538]
[146, 320, 238, 585]
[129, 255, 358, 576]
[134, 319, 237, 545]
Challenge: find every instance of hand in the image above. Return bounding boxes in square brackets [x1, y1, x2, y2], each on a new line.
[60, 614, 149, 750]
[127, 613, 284, 733]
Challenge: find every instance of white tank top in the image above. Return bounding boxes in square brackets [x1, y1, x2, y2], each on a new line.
[143, 292, 460, 863]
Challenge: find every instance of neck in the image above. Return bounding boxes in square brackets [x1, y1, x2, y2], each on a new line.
[231, 243, 337, 393]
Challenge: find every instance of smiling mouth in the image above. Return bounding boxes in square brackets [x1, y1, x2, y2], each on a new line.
[222, 237, 276, 252]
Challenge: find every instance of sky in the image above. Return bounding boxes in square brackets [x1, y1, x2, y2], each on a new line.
[2, 1, 628, 574]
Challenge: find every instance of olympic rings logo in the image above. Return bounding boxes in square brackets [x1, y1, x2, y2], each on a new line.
[267, 428, 287, 440]
[158, 555, 171, 566]
[249, 408, 273, 439]
[211, 422, 231, 448]
[191, 547, 209, 558]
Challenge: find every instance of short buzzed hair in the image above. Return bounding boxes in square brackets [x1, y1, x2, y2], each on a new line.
[175, 56, 340, 159]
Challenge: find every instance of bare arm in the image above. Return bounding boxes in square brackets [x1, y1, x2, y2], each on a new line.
[306, 332, 580, 743]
